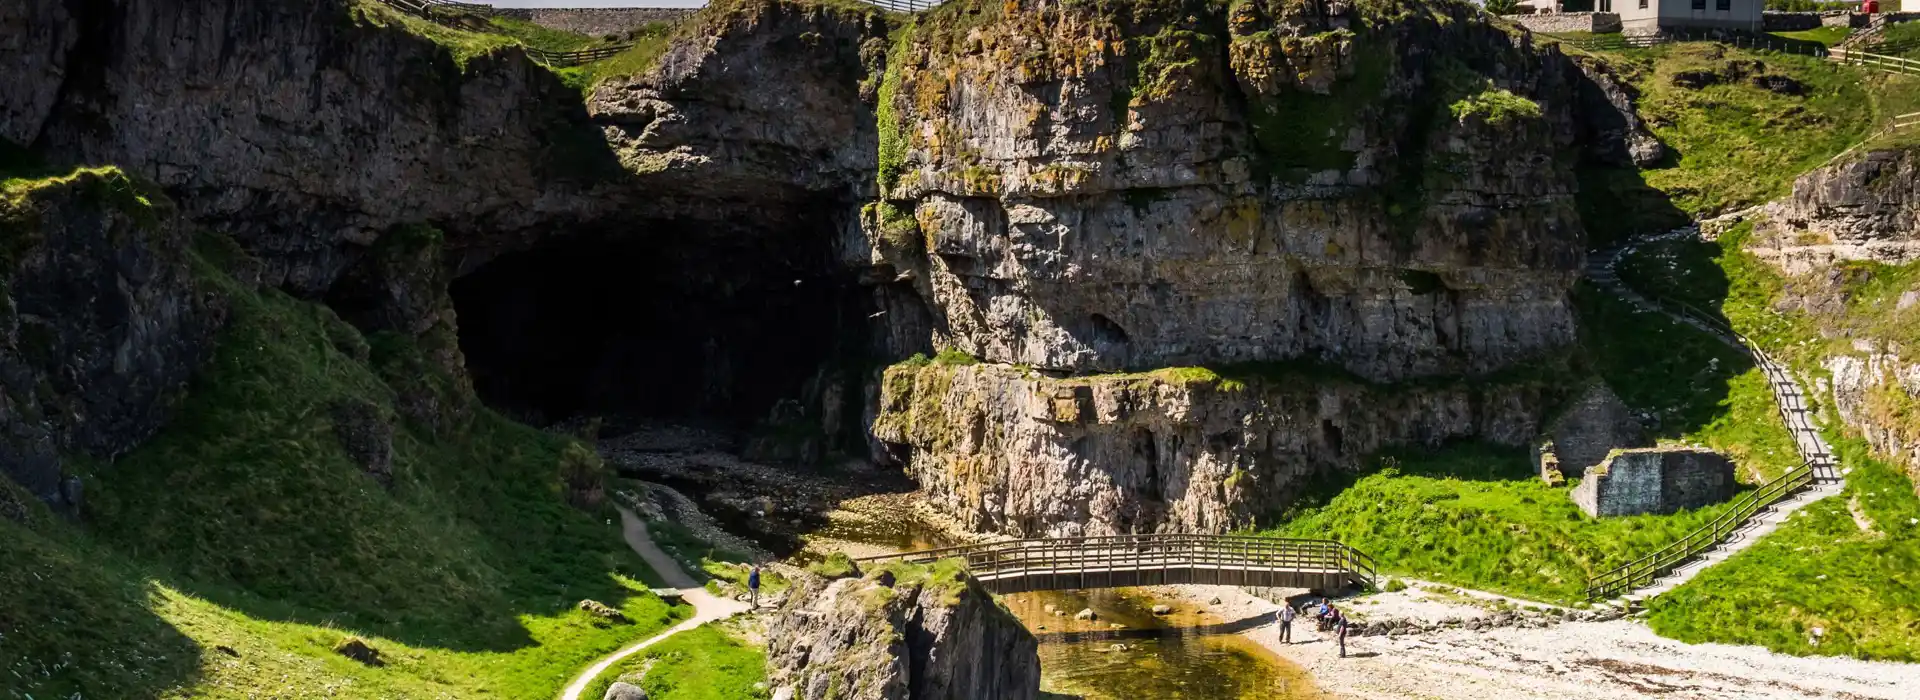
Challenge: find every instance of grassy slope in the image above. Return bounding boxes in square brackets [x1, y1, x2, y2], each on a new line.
[581, 623, 771, 700]
[1263, 443, 1744, 603]
[1576, 44, 1891, 246]
[1609, 205, 1920, 660]
[1, 169, 689, 699]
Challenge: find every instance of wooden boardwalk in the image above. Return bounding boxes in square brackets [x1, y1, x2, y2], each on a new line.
[856, 534, 1377, 595]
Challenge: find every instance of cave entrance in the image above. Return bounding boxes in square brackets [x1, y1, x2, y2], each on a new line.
[449, 217, 861, 429]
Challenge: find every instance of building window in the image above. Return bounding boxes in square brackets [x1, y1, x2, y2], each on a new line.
[1715, 0, 1729, 8]
[1691, 0, 1705, 8]
[1639, 0, 1647, 8]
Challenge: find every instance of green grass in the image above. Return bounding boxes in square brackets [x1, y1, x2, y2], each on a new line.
[1262, 443, 1747, 603]
[350, 1, 516, 68]
[486, 16, 609, 53]
[1597, 190, 1920, 660]
[2, 174, 691, 698]
[551, 22, 679, 96]
[1649, 436, 1920, 662]
[582, 624, 770, 700]
[1770, 26, 1851, 48]
[1621, 43, 1872, 218]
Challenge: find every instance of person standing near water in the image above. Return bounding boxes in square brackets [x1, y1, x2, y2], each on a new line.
[1279, 602, 1296, 643]
[748, 564, 762, 609]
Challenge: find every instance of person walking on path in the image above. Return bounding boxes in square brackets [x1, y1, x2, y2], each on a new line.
[748, 564, 762, 609]
[1279, 603, 1296, 643]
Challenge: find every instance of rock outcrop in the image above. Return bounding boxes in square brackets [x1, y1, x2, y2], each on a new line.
[870, 361, 1554, 536]
[4, 0, 625, 297]
[1827, 350, 1920, 492]
[1750, 148, 1920, 274]
[765, 565, 1039, 700]
[860, 0, 1654, 382]
[0, 168, 226, 509]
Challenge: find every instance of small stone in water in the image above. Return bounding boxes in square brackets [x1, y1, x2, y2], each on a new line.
[1151, 604, 1173, 615]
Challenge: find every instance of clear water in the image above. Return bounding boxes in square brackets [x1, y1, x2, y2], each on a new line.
[1004, 588, 1324, 700]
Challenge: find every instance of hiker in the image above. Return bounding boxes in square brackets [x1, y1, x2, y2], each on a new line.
[1335, 607, 1349, 658]
[1278, 602, 1296, 643]
[748, 564, 762, 609]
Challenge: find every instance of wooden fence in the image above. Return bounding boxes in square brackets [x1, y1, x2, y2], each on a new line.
[1830, 47, 1920, 75]
[857, 533, 1379, 595]
[1549, 29, 1830, 56]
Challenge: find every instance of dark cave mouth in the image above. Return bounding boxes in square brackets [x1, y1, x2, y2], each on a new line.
[448, 222, 860, 430]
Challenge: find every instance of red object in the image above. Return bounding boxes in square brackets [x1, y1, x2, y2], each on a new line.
[1865, 0, 1880, 13]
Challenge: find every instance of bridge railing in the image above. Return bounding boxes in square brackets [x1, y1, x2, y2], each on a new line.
[858, 533, 1378, 589]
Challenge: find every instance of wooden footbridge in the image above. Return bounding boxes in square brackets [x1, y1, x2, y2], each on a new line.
[856, 534, 1377, 595]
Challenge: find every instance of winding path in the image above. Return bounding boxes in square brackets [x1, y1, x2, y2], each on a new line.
[557, 508, 752, 700]
[1585, 231, 1845, 601]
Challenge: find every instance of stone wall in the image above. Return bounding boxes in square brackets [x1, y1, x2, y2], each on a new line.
[1511, 12, 1623, 35]
[1571, 448, 1736, 517]
[494, 7, 694, 37]
[1535, 382, 1648, 479]
[1763, 12, 1823, 32]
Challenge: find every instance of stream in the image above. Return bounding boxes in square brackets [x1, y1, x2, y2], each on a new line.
[804, 502, 1325, 699]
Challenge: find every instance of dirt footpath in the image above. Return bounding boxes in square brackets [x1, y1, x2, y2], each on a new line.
[1170, 584, 1920, 700]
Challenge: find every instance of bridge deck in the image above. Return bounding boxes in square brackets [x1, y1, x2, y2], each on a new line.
[859, 534, 1376, 595]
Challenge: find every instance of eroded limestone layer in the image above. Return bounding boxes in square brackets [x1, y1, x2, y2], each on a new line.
[1751, 148, 1920, 273]
[857, 0, 1653, 381]
[870, 362, 1552, 536]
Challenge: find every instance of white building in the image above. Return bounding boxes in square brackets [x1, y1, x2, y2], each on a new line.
[1515, 0, 1764, 33]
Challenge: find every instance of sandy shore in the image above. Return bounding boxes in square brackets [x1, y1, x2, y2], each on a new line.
[1155, 584, 1920, 700]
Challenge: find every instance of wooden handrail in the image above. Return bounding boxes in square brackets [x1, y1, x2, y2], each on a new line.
[858, 533, 1378, 590]
[1582, 250, 1835, 600]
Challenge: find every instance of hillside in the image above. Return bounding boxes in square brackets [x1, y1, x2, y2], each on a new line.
[7, 0, 1920, 695]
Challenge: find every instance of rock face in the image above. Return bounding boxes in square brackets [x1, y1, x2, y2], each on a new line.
[1827, 351, 1920, 493]
[1571, 447, 1736, 518]
[871, 362, 1554, 536]
[1751, 148, 1920, 274]
[4, 0, 621, 297]
[765, 567, 1039, 700]
[861, 0, 1653, 382]
[0, 169, 226, 509]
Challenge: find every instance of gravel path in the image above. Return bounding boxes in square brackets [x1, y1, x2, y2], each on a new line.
[556, 508, 751, 700]
[1174, 584, 1920, 699]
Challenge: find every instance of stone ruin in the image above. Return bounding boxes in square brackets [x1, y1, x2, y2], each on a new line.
[1571, 447, 1737, 518]
[1532, 382, 1649, 484]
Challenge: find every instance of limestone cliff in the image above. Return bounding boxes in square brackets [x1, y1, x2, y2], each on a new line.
[857, 0, 1650, 381]
[765, 565, 1040, 700]
[1743, 147, 1920, 492]
[0, 169, 226, 510]
[1750, 148, 1920, 274]
[2, 0, 624, 297]
[870, 360, 1553, 536]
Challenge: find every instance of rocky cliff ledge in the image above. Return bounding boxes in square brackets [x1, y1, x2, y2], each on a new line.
[860, 0, 1654, 381]
[1750, 148, 1920, 274]
[870, 360, 1552, 536]
[765, 563, 1039, 700]
[0, 169, 226, 510]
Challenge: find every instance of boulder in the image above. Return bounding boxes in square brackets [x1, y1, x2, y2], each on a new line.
[604, 681, 649, 700]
